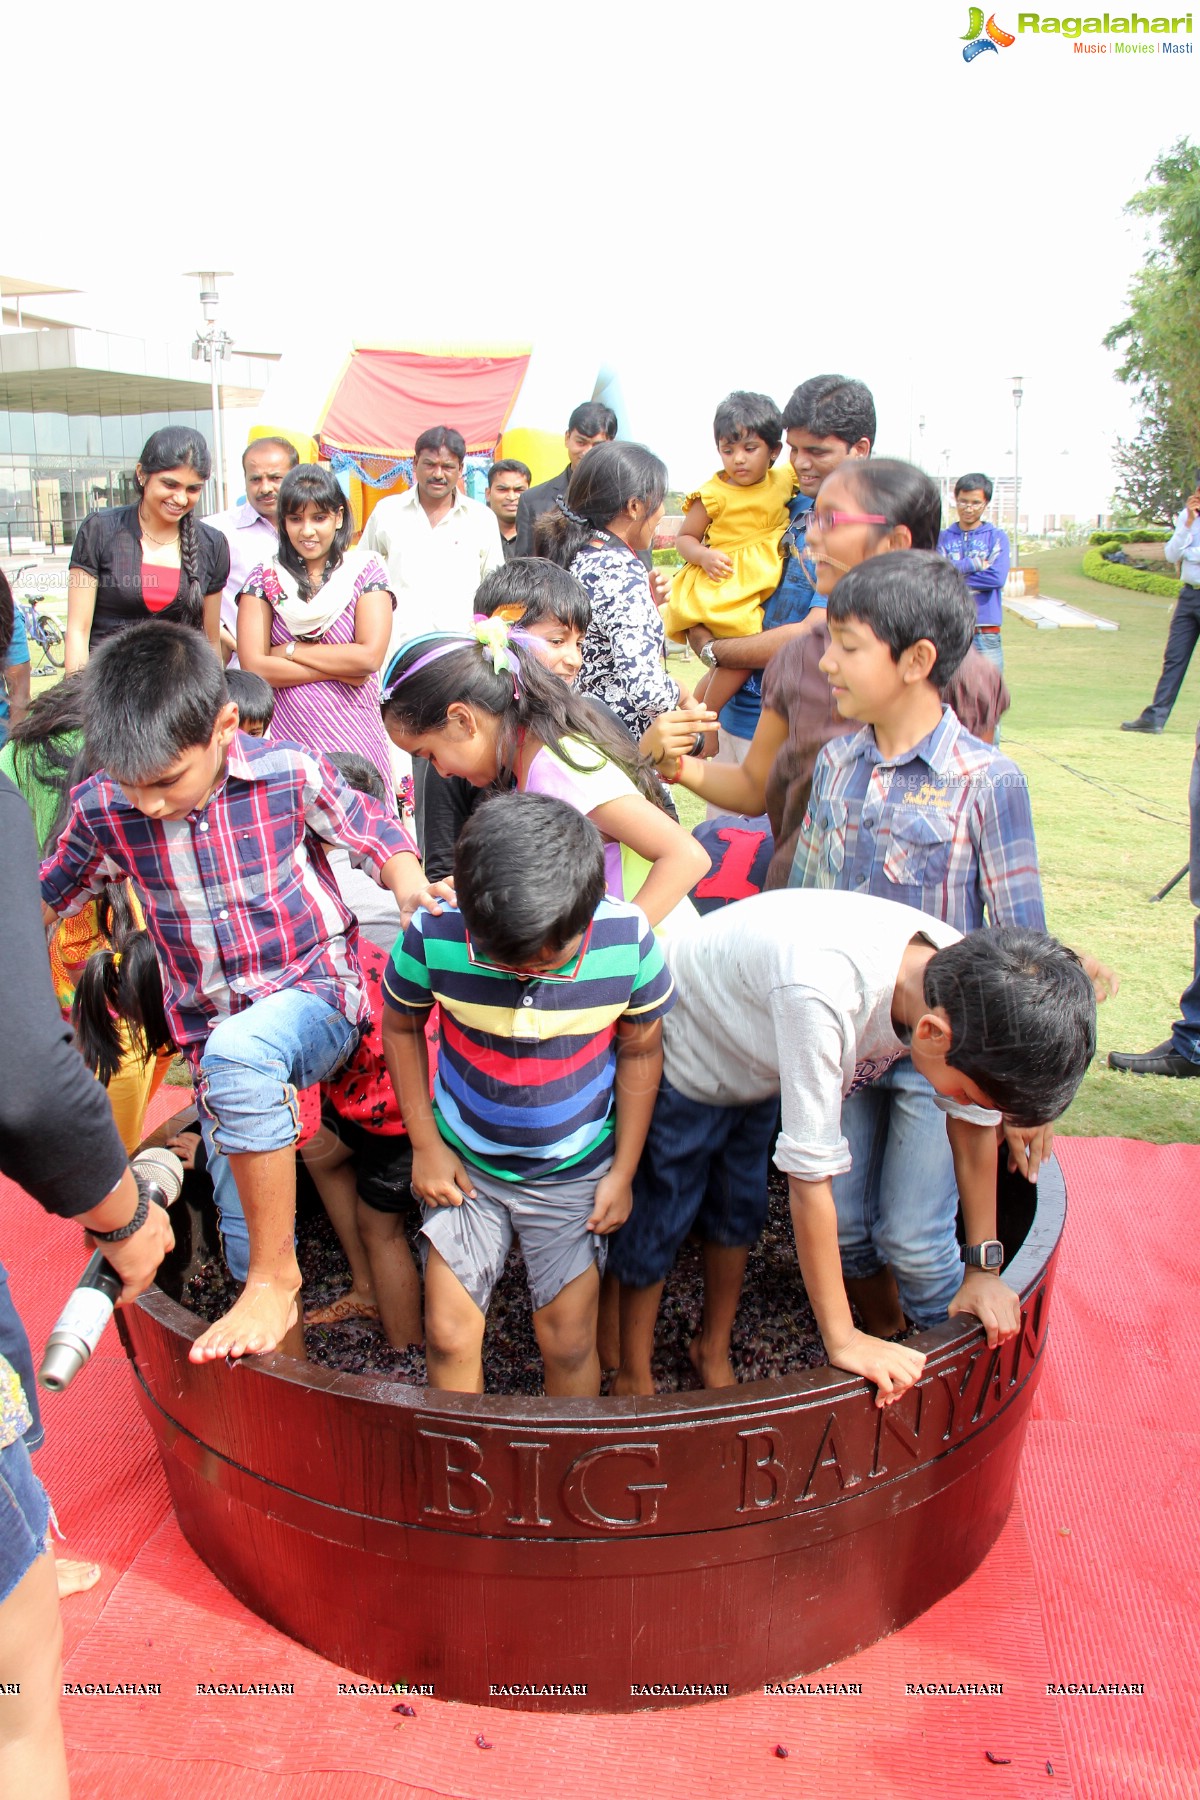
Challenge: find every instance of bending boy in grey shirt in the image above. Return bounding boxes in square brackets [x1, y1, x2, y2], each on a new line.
[610, 890, 1096, 1404]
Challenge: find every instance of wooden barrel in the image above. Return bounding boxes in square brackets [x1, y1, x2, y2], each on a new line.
[118, 1112, 1063, 1713]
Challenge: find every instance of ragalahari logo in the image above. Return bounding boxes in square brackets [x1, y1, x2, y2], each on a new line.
[962, 8, 1016, 57]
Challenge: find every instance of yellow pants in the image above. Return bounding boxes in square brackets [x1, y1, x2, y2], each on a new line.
[103, 1037, 175, 1155]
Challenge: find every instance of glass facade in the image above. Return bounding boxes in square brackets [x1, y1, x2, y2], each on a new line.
[0, 403, 216, 550]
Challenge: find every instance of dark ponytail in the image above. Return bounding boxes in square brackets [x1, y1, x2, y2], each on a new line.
[136, 425, 213, 627]
[177, 511, 203, 620]
[72, 928, 173, 1086]
[535, 441, 667, 567]
[382, 630, 669, 811]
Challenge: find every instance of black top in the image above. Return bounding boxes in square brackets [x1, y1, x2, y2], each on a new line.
[514, 469, 570, 557]
[70, 505, 231, 647]
[514, 468, 653, 569]
[0, 776, 132, 1447]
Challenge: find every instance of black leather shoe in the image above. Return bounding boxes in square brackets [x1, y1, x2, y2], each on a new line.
[1120, 716, 1164, 733]
[1108, 1040, 1200, 1077]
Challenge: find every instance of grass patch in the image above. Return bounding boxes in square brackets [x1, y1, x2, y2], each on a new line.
[1003, 549, 1198, 1141]
[671, 548, 1200, 1143]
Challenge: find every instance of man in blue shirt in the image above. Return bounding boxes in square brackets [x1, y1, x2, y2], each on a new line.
[937, 473, 1010, 675]
[1122, 481, 1200, 733]
[688, 374, 875, 796]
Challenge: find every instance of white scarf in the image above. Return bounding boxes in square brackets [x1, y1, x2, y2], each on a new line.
[268, 548, 373, 640]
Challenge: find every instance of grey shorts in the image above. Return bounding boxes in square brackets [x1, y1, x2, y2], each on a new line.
[419, 1161, 610, 1313]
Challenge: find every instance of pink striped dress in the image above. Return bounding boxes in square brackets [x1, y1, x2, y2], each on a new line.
[241, 552, 397, 810]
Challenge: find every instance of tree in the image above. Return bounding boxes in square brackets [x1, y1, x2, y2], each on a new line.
[1104, 139, 1200, 518]
[1109, 405, 1196, 526]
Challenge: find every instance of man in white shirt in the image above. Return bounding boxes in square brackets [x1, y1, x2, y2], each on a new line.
[361, 426, 505, 657]
[203, 437, 299, 663]
[1122, 478, 1200, 733]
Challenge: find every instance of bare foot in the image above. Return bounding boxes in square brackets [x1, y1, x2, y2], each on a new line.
[189, 1278, 300, 1363]
[305, 1288, 380, 1325]
[610, 1369, 656, 1397]
[688, 1337, 738, 1389]
[54, 1556, 101, 1599]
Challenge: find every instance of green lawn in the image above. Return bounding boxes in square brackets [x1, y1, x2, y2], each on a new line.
[673, 548, 1200, 1144]
[1003, 549, 1198, 1141]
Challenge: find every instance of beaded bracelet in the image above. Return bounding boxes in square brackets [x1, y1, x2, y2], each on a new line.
[88, 1189, 149, 1243]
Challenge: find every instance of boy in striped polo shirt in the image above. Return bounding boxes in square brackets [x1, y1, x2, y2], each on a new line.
[382, 792, 674, 1396]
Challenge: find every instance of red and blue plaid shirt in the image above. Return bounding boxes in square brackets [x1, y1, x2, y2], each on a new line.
[40, 733, 418, 1051]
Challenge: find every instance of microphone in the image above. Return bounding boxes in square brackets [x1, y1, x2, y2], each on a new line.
[38, 1148, 184, 1393]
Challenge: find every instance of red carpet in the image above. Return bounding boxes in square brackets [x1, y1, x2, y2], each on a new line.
[6, 1099, 1196, 1800]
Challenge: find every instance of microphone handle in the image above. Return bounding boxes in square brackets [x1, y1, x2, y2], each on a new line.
[37, 1254, 124, 1391]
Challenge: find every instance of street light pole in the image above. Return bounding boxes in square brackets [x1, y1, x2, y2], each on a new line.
[186, 270, 234, 511]
[1011, 375, 1024, 575]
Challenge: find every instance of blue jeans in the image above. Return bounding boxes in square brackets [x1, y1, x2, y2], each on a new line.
[609, 1078, 780, 1288]
[832, 1057, 964, 1328]
[0, 1433, 51, 1603]
[195, 989, 359, 1282]
[973, 627, 1005, 674]
[1172, 735, 1200, 1065]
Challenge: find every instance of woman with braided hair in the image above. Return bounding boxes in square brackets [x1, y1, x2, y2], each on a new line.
[65, 426, 229, 672]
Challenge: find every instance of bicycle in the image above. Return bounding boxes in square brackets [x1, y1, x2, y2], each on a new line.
[9, 563, 65, 672]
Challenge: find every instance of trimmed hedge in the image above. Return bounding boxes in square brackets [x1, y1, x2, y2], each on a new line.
[1081, 547, 1181, 599]
[1089, 527, 1172, 546]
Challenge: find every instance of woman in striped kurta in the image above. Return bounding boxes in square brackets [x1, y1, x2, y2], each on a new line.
[237, 466, 398, 808]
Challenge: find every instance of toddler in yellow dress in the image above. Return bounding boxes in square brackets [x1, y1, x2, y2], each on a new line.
[663, 391, 798, 715]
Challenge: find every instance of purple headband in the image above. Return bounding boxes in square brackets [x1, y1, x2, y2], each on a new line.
[381, 618, 531, 703]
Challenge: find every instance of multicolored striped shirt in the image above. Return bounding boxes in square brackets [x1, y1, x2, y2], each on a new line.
[383, 898, 675, 1182]
[789, 707, 1045, 934]
[40, 735, 417, 1051]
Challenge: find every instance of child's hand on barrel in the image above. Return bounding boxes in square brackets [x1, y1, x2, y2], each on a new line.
[949, 1271, 1021, 1348]
[824, 1328, 926, 1410]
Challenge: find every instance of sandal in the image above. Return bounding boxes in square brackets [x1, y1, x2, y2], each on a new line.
[304, 1293, 380, 1326]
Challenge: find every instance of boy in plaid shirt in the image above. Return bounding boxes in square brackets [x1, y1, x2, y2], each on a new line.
[41, 622, 429, 1365]
[789, 551, 1105, 1341]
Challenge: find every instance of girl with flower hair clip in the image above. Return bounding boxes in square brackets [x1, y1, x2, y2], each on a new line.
[381, 617, 710, 932]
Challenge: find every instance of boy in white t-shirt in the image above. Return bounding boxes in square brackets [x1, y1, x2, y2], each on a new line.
[609, 889, 1096, 1404]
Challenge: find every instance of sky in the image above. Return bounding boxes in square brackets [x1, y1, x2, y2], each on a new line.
[7, 0, 1198, 520]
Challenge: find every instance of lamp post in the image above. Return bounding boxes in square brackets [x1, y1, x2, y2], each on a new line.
[186, 271, 234, 510]
[1011, 374, 1024, 576]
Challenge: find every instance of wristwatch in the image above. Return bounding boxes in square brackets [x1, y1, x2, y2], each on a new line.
[963, 1239, 1005, 1272]
[699, 641, 720, 669]
[284, 640, 297, 659]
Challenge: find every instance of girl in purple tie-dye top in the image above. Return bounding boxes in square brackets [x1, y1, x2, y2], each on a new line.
[236, 465, 398, 808]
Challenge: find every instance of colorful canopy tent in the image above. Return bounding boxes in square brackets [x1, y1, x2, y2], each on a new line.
[314, 342, 531, 526]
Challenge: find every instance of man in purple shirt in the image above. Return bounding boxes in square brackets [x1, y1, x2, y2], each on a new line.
[937, 472, 1010, 675]
[204, 437, 299, 662]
